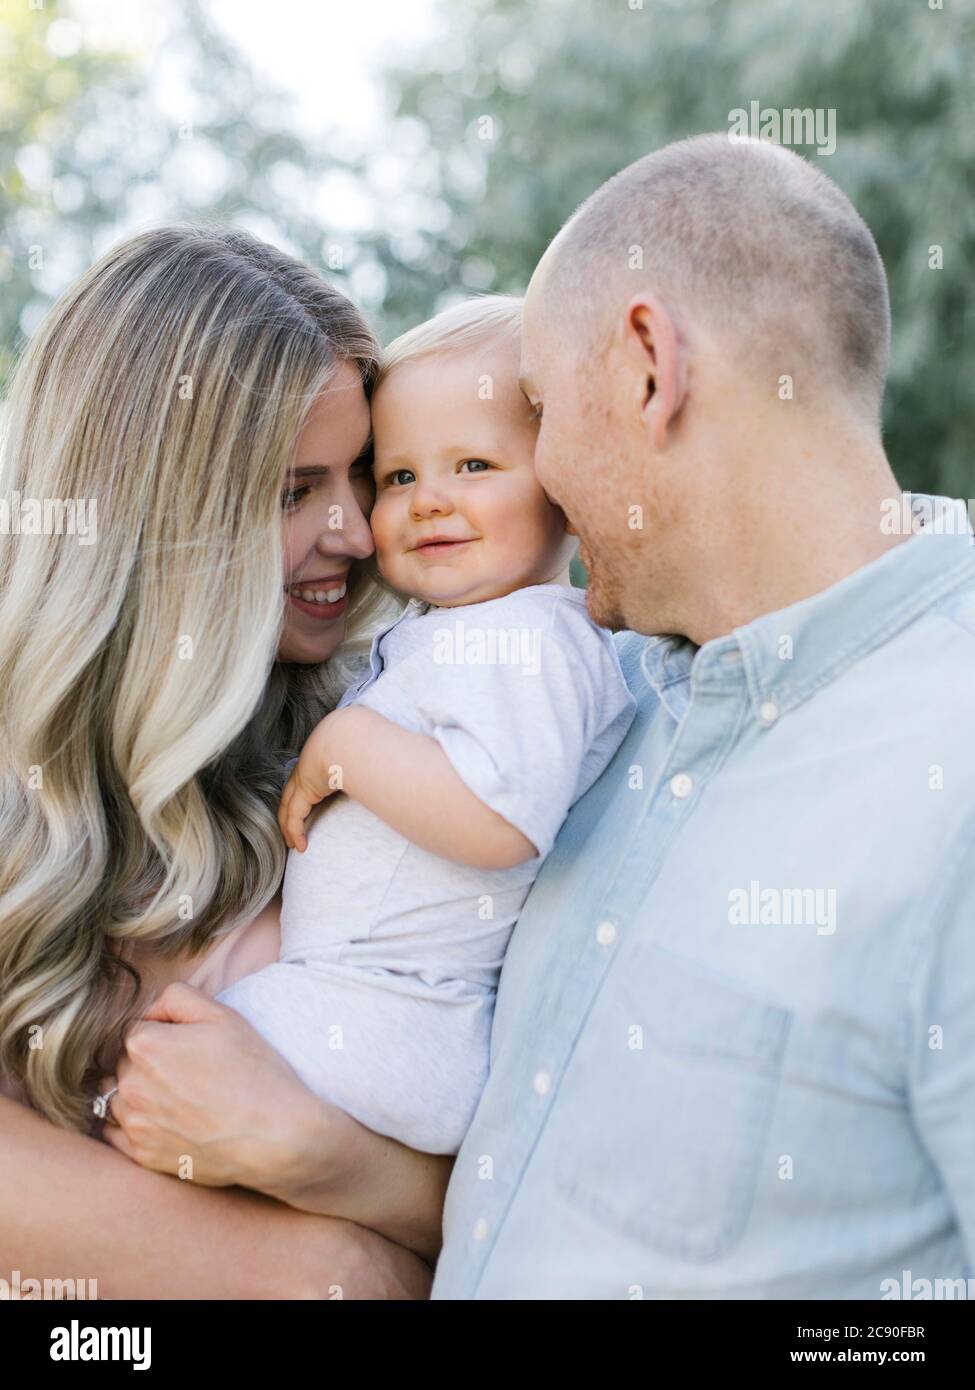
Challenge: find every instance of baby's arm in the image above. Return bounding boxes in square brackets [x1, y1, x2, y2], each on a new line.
[280, 705, 538, 869]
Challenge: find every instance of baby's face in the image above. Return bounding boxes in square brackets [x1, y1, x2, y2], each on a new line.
[369, 343, 574, 608]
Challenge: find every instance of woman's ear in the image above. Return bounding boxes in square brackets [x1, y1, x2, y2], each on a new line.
[625, 293, 687, 451]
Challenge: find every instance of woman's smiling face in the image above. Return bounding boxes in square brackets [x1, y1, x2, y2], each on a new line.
[278, 359, 376, 664]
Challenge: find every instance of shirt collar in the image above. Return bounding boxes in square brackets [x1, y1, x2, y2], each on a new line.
[639, 493, 975, 722]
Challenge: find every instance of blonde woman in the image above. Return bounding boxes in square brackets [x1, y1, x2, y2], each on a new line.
[0, 225, 448, 1298]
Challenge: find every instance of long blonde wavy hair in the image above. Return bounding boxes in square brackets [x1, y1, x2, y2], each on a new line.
[0, 224, 404, 1130]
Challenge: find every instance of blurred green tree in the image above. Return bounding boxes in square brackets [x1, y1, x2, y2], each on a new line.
[3, 0, 972, 498]
[0, 0, 134, 389]
[0, 0, 371, 395]
[373, 0, 975, 497]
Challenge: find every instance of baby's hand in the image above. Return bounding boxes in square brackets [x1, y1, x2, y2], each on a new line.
[279, 711, 347, 850]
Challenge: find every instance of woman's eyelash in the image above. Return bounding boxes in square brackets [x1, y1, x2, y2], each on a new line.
[282, 485, 311, 510]
[283, 458, 373, 508]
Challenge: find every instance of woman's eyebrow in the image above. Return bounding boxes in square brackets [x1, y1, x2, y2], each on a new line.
[291, 436, 374, 477]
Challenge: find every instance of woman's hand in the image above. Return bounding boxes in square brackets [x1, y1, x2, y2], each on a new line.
[98, 981, 344, 1191]
[99, 978, 453, 1262]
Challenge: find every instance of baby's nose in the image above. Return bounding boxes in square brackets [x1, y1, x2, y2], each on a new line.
[411, 485, 454, 518]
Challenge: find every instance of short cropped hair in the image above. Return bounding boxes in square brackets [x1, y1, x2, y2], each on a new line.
[379, 294, 523, 383]
[541, 133, 891, 418]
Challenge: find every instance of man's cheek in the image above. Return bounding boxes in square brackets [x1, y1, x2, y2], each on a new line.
[532, 439, 559, 496]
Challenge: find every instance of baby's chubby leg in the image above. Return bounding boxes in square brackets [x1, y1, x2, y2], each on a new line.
[213, 958, 352, 1106]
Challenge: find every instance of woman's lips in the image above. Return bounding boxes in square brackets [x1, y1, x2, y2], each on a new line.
[285, 578, 349, 621]
[287, 590, 348, 620]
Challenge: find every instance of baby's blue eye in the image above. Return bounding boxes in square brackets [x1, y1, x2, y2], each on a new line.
[460, 459, 491, 473]
[390, 468, 416, 486]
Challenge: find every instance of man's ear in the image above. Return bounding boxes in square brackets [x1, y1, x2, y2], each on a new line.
[624, 293, 687, 451]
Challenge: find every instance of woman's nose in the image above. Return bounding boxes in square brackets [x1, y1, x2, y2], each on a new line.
[317, 493, 375, 559]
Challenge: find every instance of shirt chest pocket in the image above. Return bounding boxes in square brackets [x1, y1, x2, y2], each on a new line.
[549, 941, 791, 1262]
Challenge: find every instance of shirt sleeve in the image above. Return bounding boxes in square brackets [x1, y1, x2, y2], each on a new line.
[408, 628, 604, 861]
[907, 810, 975, 1264]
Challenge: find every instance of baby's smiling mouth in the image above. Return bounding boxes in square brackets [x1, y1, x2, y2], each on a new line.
[410, 535, 477, 553]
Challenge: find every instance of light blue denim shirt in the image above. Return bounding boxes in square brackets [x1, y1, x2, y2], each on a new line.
[431, 496, 975, 1299]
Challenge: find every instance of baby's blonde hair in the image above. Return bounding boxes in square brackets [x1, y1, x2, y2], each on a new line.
[379, 294, 523, 382]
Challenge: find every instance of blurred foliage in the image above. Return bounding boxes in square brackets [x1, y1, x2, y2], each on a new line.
[0, 0, 134, 389]
[373, 0, 975, 497]
[0, 0, 375, 394]
[1, 0, 972, 499]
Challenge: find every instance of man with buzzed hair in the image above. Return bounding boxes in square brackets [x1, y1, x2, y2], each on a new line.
[432, 133, 975, 1299]
[521, 132, 899, 649]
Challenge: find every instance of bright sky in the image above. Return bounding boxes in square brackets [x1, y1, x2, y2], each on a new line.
[70, 0, 441, 136]
[208, 0, 441, 142]
[26, 0, 447, 320]
[61, 0, 445, 273]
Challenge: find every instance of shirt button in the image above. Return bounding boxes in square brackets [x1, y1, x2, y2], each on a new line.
[533, 1070, 551, 1095]
[759, 699, 780, 726]
[596, 919, 617, 946]
[473, 1217, 489, 1241]
[670, 772, 693, 798]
